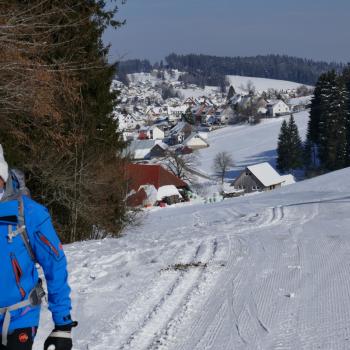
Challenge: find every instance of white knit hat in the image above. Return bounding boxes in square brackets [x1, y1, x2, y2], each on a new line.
[0, 145, 9, 182]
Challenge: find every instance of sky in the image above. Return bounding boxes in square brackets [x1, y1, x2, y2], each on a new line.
[104, 0, 350, 64]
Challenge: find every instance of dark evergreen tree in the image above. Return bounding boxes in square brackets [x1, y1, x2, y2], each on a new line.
[318, 71, 347, 170]
[305, 73, 328, 167]
[227, 85, 236, 101]
[0, 1, 128, 242]
[342, 66, 350, 164]
[303, 139, 313, 169]
[277, 120, 290, 172]
[118, 59, 152, 77]
[277, 116, 303, 172]
[288, 115, 304, 169]
[182, 108, 196, 125]
[164, 53, 344, 85]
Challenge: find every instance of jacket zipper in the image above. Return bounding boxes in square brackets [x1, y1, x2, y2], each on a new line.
[10, 253, 26, 299]
[39, 235, 59, 257]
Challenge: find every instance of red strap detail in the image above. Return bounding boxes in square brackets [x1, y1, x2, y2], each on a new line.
[11, 258, 22, 283]
[11, 256, 26, 298]
[40, 235, 59, 257]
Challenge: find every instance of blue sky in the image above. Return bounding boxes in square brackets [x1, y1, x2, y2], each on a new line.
[104, 0, 350, 63]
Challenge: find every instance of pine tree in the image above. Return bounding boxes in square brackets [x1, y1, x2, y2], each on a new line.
[342, 66, 350, 165]
[277, 120, 290, 172]
[318, 71, 347, 170]
[303, 139, 313, 169]
[227, 85, 236, 101]
[277, 116, 303, 172]
[306, 73, 328, 167]
[182, 108, 196, 125]
[288, 115, 303, 169]
[0, 1, 128, 242]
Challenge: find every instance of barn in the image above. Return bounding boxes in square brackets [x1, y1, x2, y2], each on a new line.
[233, 163, 284, 193]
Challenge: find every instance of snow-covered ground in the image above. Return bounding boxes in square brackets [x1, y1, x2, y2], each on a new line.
[176, 86, 219, 99]
[198, 111, 309, 179]
[288, 95, 312, 107]
[35, 166, 350, 350]
[126, 72, 310, 99]
[227, 75, 311, 94]
[128, 71, 183, 85]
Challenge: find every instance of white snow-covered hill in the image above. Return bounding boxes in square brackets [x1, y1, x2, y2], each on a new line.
[198, 110, 309, 179]
[126, 72, 311, 99]
[227, 75, 311, 94]
[35, 166, 350, 350]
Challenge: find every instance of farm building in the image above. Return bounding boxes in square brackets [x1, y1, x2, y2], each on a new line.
[126, 164, 190, 207]
[232, 162, 284, 193]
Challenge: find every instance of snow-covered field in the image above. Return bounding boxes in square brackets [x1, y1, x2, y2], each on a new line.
[126, 72, 310, 99]
[34, 166, 350, 350]
[227, 75, 311, 94]
[128, 71, 183, 86]
[176, 86, 219, 99]
[198, 111, 309, 179]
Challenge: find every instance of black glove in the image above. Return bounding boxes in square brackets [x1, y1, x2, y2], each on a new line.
[44, 322, 78, 350]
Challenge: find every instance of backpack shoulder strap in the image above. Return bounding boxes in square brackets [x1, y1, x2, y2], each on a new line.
[17, 196, 37, 263]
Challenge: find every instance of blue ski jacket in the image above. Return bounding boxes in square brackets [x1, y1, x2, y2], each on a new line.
[0, 183, 72, 332]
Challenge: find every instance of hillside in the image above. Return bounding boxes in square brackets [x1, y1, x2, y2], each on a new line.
[198, 111, 310, 178]
[35, 166, 350, 349]
[123, 71, 311, 102]
[119, 54, 344, 86]
[227, 75, 312, 94]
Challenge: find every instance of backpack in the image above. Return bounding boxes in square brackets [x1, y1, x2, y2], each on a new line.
[0, 169, 45, 346]
[7, 169, 36, 262]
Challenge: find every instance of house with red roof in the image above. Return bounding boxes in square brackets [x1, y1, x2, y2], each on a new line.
[126, 163, 190, 207]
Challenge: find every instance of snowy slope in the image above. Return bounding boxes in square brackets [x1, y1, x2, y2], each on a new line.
[34, 166, 350, 350]
[128, 71, 183, 85]
[227, 75, 311, 94]
[198, 111, 309, 179]
[176, 86, 219, 99]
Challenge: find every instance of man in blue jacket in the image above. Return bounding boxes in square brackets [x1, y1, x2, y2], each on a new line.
[0, 145, 77, 350]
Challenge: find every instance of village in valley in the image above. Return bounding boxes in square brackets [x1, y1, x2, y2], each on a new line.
[116, 69, 313, 209]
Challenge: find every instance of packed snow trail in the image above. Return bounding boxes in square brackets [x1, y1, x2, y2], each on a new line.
[34, 167, 350, 349]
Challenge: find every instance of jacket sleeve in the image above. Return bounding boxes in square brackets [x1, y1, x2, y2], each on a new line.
[31, 209, 73, 326]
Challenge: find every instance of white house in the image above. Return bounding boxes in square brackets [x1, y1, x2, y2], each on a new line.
[233, 162, 284, 193]
[167, 105, 188, 122]
[183, 133, 210, 150]
[267, 100, 291, 117]
[116, 113, 144, 131]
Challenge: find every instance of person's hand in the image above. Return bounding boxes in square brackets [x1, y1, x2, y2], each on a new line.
[44, 322, 78, 350]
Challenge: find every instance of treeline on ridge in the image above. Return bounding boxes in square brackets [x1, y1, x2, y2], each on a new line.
[118, 54, 344, 86]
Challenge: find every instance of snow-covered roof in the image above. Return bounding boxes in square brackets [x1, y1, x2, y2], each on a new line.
[183, 133, 209, 147]
[197, 132, 208, 140]
[157, 185, 182, 201]
[140, 184, 158, 204]
[267, 99, 288, 108]
[139, 125, 163, 132]
[156, 142, 168, 150]
[281, 174, 296, 186]
[247, 162, 283, 187]
[126, 139, 157, 159]
[258, 107, 268, 114]
[130, 139, 156, 150]
[169, 121, 191, 135]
